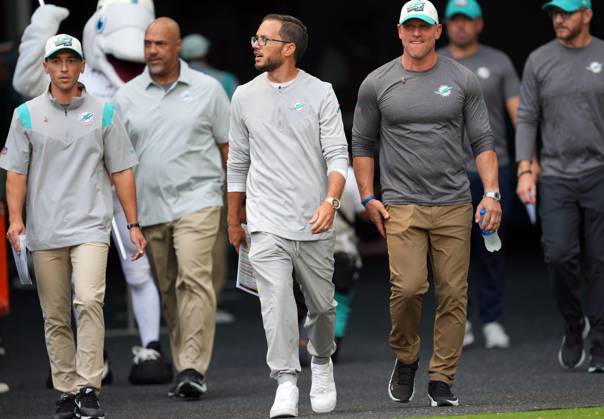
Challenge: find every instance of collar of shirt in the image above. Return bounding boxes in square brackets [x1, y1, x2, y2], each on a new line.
[45, 82, 87, 111]
[141, 59, 192, 92]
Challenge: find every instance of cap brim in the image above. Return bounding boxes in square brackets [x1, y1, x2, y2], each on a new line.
[45, 47, 84, 60]
[542, 1, 580, 12]
[400, 14, 438, 25]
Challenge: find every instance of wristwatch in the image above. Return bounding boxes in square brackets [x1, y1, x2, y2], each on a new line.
[483, 191, 501, 202]
[127, 222, 141, 230]
[324, 197, 341, 210]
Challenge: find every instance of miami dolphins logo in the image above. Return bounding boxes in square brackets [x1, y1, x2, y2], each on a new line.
[477, 66, 491, 79]
[407, 0, 426, 12]
[292, 101, 304, 112]
[434, 85, 452, 97]
[587, 62, 602, 74]
[54, 34, 73, 47]
[79, 111, 95, 126]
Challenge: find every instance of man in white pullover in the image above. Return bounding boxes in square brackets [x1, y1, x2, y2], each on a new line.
[227, 14, 349, 418]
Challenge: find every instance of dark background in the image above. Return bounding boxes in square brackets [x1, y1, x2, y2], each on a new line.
[0, 0, 603, 228]
[2, 0, 603, 119]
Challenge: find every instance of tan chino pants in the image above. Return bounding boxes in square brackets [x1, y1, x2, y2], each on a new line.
[32, 243, 109, 394]
[385, 204, 472, 384]
[143, 207, 220, 375]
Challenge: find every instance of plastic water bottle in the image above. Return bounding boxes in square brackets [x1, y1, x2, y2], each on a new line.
[479, 208, 502, 252]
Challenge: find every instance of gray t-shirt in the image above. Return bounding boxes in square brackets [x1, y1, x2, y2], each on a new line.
[0, 87, 138, 251]
[438, 45, 520, 171]
[352, 55, 494, 206]
[516, 38, 604, 178]
[227, 70, 349, 241]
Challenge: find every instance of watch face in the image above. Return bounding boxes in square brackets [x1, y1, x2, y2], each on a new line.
[332, 198, 341, 209]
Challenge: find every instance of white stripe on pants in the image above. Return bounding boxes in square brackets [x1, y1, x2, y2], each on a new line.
[248, 232, 336, 379]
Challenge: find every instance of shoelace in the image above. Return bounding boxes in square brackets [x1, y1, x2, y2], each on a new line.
[276, 383, 296, 401]
[78, 389, 99, 409]
[132, 346, 161, 364]
[395, 363, 416, 385]
[312, 365, 331, 393]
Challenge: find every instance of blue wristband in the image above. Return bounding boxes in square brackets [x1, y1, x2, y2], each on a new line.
[361, 194, 376, 207]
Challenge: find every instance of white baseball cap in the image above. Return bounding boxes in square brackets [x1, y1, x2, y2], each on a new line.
[45, 34, 84, 60]
[399, 0, 439, 25]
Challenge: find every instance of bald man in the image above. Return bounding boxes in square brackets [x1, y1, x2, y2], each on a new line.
[114, 17, 231, 399]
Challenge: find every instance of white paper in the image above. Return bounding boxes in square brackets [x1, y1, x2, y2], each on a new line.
[525, 204, 537, 225]
[11, 235, 32, 285]
[235, 224, 258, 297]
[111, 217, 128, 261]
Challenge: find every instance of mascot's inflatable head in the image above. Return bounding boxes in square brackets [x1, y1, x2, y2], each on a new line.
[83, 0, 155, 87]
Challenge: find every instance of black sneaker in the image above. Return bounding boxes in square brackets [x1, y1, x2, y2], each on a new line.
[428, 380, 459, 407]
[588, 343, 604, 373]
[558, 318, 589, 369]
[388, 358, 418, 402]
[54, 393, 76, 419]
[74, 387, 104, 419]
[168, 368, 207, 399]
[128, 341, 173, 385]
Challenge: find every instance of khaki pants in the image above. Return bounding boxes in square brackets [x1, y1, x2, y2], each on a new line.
[211, 204, 227, 298]
[32, 243, 109, 394]
[385, 204, 472, 384]
[143, 207, 220, 374]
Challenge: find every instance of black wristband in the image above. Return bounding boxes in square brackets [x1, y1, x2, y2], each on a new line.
[126, 222, 140, 230]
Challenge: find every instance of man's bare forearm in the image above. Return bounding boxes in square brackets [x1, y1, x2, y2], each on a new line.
[475, 150, 499, 191]
[227, 192, 246, 227]
[112, 169, 139, 224]
[352, 156, 375, 199]
[6, 172, 27, 224]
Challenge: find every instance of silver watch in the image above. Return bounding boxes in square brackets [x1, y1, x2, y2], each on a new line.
[484, 191, 501, 202]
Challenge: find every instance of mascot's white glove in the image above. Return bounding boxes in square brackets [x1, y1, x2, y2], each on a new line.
[13, 5, 70, 98]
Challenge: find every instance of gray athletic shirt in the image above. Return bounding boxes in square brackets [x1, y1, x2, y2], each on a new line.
[0, 86, 137, 251]
[227, 70, 349, 241]
[438, 45, 519, 171]
[352, 55, 494, 205]
[516, 38, 604, 178]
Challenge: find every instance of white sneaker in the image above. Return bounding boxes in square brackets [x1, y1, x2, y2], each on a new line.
[310, 359, 337, 413]
[463, 321, 475, 347]
[483, 321, 510, 349]
[270, 382, 298, 418]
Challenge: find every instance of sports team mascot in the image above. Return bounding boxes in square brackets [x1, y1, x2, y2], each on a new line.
[13, 0, 172, 385]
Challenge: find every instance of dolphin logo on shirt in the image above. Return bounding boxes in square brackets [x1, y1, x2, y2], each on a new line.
[434, 85, 452, 97]
[79, 111, 95, 126]
[587, 62, 602, 74]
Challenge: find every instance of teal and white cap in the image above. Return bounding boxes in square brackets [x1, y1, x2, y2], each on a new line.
[445, 0, 483, 19]
[400, 0, 439, 25]
[44, 34, 84, 60]
[542, 0, 591, 12]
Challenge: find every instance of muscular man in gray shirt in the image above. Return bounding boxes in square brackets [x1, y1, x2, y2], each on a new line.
[515, 0, 604, 374]
[438, 0, 520, 350]
[352, 0, 501, 407]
